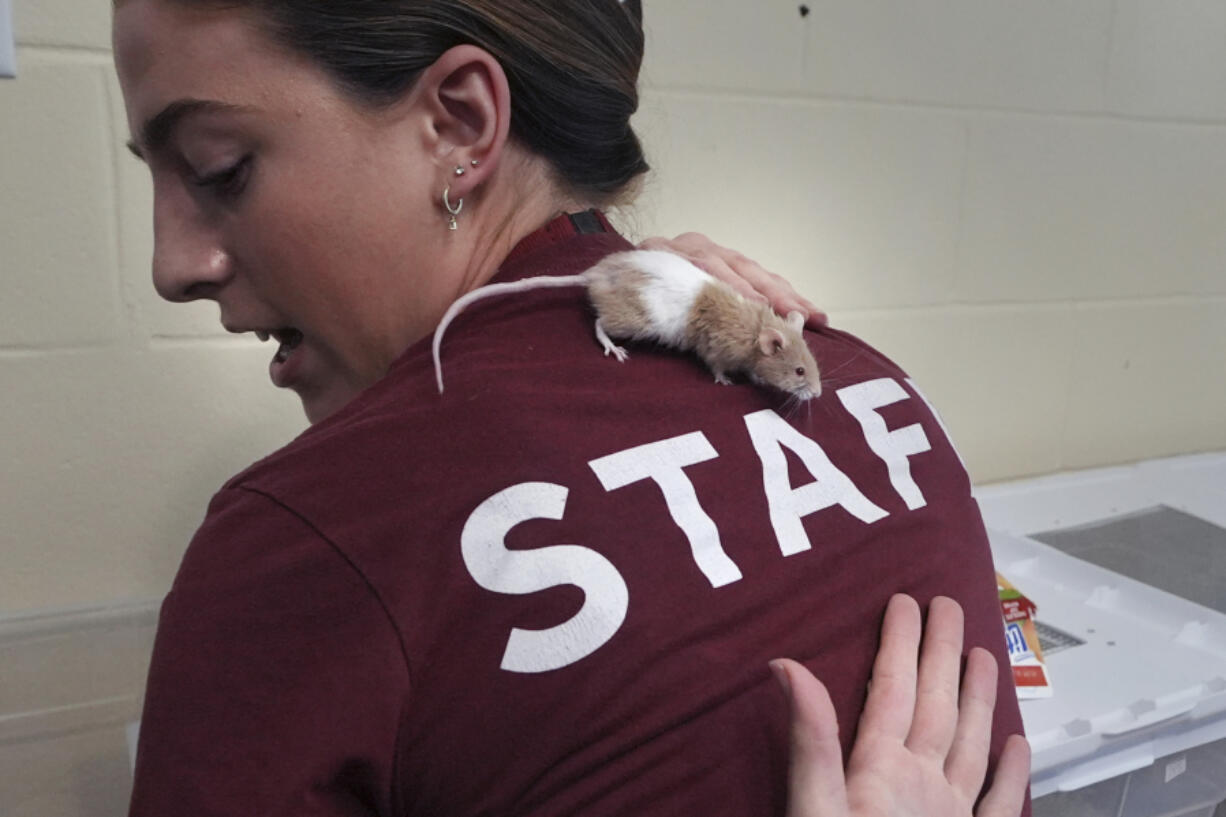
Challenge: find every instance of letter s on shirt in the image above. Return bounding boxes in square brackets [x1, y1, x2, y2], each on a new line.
[461, 482, 629, 673]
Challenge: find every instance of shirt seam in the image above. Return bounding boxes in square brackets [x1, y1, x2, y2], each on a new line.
[229, 484, 415, 684]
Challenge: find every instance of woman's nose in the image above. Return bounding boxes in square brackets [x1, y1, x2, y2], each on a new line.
[150, 188, 232, 302]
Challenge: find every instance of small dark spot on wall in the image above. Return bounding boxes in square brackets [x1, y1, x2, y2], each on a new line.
[799, 4, 811, 17]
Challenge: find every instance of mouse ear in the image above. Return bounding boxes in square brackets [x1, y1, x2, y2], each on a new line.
[758, 327, 787, 355]
[786, 310, 804, 332]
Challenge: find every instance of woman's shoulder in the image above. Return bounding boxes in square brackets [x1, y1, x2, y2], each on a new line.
[808, 323, 911, 381]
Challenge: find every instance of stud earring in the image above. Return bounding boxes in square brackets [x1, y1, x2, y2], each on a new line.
[470, 159, 480, 167]
[454, 166, 465, 177]
[442, 184, 463, 231]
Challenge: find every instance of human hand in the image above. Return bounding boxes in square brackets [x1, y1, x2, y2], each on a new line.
[638, 232, 828, 328]
[771, 594, 1031, 817]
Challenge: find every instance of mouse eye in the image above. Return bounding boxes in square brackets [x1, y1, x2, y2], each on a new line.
[795, 367, 805, 376]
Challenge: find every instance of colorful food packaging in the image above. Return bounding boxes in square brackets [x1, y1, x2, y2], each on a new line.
[998, 572, 1054, 699]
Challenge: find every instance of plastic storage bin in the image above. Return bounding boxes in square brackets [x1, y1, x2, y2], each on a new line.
[977, 453, 1226, 817]
[1032, 737, 1226, 817]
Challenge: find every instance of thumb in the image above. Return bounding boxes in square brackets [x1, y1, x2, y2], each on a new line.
[771, 659, 850, 817]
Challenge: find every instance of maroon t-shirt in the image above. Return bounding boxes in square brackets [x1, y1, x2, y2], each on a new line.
[130, 216, 1029, 817]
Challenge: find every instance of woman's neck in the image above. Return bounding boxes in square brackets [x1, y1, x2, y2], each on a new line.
[456, 154, 596, 296]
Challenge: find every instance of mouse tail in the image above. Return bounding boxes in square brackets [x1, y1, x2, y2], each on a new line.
[432, 274, 590, 393]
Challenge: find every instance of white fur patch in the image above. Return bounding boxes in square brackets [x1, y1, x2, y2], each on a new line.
[633, 251, 712, 344]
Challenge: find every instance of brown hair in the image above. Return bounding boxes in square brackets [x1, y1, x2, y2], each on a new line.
[167, 0, 650, 202]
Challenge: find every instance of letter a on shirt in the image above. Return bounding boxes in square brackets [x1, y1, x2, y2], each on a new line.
[461, 482, 630, 673]
[744, 409, 888, 556]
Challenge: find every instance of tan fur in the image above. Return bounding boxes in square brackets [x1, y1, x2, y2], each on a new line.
[686, 282, 822, 398]
[586, 256, 653, 339]
[685, 283, 763, 372]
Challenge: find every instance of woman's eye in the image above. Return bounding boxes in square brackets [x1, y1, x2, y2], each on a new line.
[192, 156, 251, 199]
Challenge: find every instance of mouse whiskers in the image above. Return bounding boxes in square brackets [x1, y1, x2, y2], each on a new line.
[779, 392, 808, 420]
[816, 355, 858, 384]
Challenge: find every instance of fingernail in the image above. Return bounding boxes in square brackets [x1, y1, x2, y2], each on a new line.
[768, 660, 791, 696]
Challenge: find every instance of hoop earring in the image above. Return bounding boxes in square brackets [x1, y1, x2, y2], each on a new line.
[442, 185, 463, 231]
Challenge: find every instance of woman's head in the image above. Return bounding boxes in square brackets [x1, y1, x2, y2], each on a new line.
[113, 0, 648, 423]
[237, 0, 650, 201]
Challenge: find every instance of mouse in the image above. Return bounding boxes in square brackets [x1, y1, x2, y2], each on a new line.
[432, 249, 822, 400]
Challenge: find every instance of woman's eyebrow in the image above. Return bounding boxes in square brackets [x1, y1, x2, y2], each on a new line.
[126, 99, 255, 159]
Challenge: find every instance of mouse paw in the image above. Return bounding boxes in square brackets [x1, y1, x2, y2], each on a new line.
[594, 321, 630, 363]
[713, 372, 733, 385]
[606, 345, 630, 363]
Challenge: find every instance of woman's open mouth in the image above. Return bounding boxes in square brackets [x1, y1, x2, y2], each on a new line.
[269, 328, 303, 363]
[261, 327, 305, 387]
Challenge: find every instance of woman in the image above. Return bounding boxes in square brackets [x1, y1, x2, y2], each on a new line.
[114, 0, 1028, 814]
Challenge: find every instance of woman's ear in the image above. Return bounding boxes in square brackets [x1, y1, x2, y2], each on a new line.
[413, 44, 511, 197]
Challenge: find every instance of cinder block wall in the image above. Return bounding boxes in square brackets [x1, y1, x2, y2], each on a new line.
[634, 0, 1226, 487]
[3, 0, 1226, 619]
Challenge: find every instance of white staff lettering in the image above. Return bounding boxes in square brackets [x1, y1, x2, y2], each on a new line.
[838, 378, 932, 511]
[589, 431, 741, 588]
[460, 482, 629, 673]
[462, 377, 960, 672]
[906, 378, 966, 470]
[743, 408, 889, 556]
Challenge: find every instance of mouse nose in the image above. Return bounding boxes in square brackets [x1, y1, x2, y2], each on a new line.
[150, 184, 233, 302]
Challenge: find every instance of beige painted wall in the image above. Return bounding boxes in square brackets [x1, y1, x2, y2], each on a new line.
[3, 0, 1225, 619]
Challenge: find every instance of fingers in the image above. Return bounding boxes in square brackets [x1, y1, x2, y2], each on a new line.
[642, 234, 768, 303]
[637, 233, 828, 326]
[854, 593, 923, 745]
[783, 594, 1026, 817]
[944, 647, 998, 800]
[771, 659, 850, 817]
[976, 734, 1032, 817]
[905, 596, 965, 761]
[809, 593, 1027, 817]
